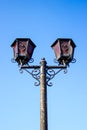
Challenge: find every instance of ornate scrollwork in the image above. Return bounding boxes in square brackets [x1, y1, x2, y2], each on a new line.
[46, 68, 62, 86]
[32, 68, 40, 86]
[23, 68, 40, 86]
[71, 58, 76, 63]
[29, 58, 34, 63]
[46, 69, 55, 86]
[20, 67, 66, 87]
[19, 57, 67, 87]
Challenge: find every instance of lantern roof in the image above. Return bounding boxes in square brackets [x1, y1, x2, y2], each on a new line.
[51, 38, 76, 48]
[11, 38, 36, 48]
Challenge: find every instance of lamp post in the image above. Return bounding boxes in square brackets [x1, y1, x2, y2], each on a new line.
[11, 38, 76, 130]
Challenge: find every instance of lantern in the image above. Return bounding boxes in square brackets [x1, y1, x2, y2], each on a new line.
[51, 38, 76, 65]
[11, 38, 36, 65]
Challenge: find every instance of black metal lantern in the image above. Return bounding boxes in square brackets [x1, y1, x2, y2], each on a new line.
[51, 38, 76, 65]
[11, 38, 36, 65]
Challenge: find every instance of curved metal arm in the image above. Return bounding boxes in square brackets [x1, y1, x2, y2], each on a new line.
[46, 68, 64, 86]
[20, 63, 67, 87]
[20, 67, 67, 87]
[24, 68, 40, 86]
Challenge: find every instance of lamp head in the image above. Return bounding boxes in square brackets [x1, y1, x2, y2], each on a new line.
[51, 38, 76, 65]
[11, 38, 36, 65]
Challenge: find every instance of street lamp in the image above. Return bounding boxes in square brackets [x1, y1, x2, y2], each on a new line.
[11, 38, 76, 130]
[51, 38, 76, 65]
[11, 38, 36, 65]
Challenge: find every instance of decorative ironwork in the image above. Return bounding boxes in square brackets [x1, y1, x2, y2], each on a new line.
[71, 58, 76, 63]
[46, 68, 62, 86]
[11, 57, 34, 65]
[19, 65, 67, 87]
[22, 68, 40, 86]
[12, 57, 68, 87]
[29, 58, 34, 63]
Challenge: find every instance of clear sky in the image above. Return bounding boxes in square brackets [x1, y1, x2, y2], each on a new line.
[0, 0, 87, 130]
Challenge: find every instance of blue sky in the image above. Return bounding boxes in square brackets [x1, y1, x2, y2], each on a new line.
[0, 0, 87, 130]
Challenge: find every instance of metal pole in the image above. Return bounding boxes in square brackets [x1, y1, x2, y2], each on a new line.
[40, 58, 48, 130]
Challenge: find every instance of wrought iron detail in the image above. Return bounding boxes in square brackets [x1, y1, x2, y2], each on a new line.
[29, 58, 34, 63]
[46, 68, 62, 86]
[71, 58, 76, 63]
[54, 58, 76, 66]
[19, 57, 68, 87]
[19, 66, 67, 87]
[21, 68, 40, 86]
[11, 57, 34, 65]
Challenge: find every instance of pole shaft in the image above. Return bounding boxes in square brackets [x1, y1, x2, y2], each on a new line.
[40, 58, 48, 130]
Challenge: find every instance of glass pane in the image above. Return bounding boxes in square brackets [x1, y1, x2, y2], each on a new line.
[53, 41, 61, 59]
[13, 42, 18, 59]
[18, 41, 28, 56]
[60, 41, 70, 57]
